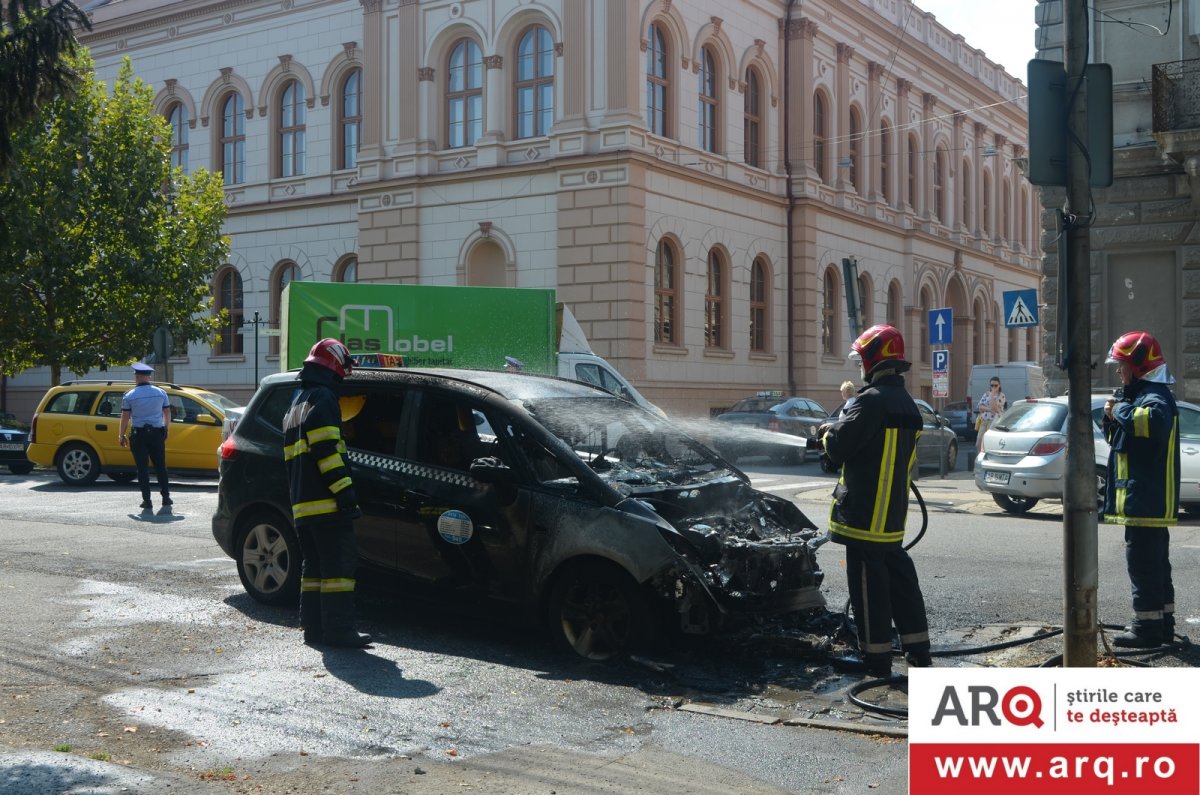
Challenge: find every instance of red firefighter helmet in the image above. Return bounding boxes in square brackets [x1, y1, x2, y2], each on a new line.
[304, 338, 354, 378]
[1105, 331, 1165, 379]
[849, 324, 910, 377]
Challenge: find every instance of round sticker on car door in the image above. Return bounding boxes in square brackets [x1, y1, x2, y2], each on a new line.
[437, 509, 474, 545]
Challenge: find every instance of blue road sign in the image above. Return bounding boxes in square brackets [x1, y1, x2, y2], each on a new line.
[929, 307, 953, 346]
[933, 350, 949, 373]
[1003, 289, 1039, 328]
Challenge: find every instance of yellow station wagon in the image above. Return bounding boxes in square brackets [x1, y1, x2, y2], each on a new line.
[26, 380, 240, 485]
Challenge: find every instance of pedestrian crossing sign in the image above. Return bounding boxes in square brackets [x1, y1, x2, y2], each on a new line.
[1002, 289, 1039, 328]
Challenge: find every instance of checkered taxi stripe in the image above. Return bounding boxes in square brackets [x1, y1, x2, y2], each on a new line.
[346, 449, 477, 488]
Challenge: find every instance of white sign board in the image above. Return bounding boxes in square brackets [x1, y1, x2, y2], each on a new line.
[932, 371, 949, 398]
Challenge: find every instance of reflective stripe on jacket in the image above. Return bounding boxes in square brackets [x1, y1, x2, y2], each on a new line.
[822, 374, 922, 546]
[283, 384, 354, 526]
[1103, 381, 1180, 528]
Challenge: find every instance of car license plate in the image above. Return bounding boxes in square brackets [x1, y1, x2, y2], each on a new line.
[984, 471, 1010, 485]
[0, 442, 23, 451]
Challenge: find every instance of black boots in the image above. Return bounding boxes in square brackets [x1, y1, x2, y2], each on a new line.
[906, 650, 934, 667]
[1112, 630, 1164, 648]
[301, 590, 371, 648]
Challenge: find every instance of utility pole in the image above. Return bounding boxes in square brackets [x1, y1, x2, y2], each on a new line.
[1062, 0, 1098, 667]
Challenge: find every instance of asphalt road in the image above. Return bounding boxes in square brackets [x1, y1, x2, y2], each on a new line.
[0, 461, 1196, 795]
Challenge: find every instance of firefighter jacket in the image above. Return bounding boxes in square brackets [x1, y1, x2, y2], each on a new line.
[283, 373, 355, 527]
[821, 373, 922, 546]
[1103, 380, 1179, 528]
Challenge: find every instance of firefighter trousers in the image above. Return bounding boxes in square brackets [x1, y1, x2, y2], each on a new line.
[846, 544, 931, 666]
[296, 515, 359, 640]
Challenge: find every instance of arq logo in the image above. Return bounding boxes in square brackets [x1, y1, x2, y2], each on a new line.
[932, 685, 1044, 728]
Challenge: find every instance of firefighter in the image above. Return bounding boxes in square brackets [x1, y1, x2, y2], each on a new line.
[1102, 331, 1180, 648]
[819, 325, 931, 677]
[283, 338, 371, 648]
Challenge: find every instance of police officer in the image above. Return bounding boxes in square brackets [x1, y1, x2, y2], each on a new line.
[1102, 331, 1180, 648]
[819, 325, 932, 677]
[283, 338, 370, 648]
[118, 362, 172, 510]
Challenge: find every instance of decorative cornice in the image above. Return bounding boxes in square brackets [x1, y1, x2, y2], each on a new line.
[896, 77, 912, 94]
[868, 61, 886, 81]
[483, 55, 502, 69]
[923, 92, 938, 112]
[418, 66, 435, 82]
[359, 0, 382, 12]
[837, 43, 855, 64]
[975, 121, 988, 137]
[710, 16, 722, 32]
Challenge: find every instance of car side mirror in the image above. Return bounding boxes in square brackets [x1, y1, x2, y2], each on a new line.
[196, 414, 218, 425]
[469, 456, 515, 485]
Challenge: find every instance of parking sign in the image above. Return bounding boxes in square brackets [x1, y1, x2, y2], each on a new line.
[932, 350, 949, 373]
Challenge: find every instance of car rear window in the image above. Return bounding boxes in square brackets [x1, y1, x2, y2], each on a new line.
[992, 402, 1067, 432]
[729, 397, 784, 413]
[44, 391, 98, 415]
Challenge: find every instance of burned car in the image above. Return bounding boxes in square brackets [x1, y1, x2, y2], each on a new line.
[213, 368, 824, 660]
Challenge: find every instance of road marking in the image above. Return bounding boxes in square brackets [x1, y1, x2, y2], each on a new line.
[752, 481, 831, 493]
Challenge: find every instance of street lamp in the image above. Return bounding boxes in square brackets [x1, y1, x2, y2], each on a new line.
[240, 311, 268, 388]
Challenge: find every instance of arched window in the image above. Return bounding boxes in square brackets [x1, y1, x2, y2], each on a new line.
[887, 281, 903, 329]
[447, 38, 483, 148]
[857, 272, 872, 330]
[698, 46, 719, 153]
[822, 267, 838, 355]
[646, 23, 670, 137]
[338, 68, 362, 170]
[279, 79, 306, 177]
[813, 92, 827, 183]
[166, 102, 188, 171]
[270, 262, 299, 355]
[848, 107, 862, 191]
[334, 256, 357, 283]
[750, 257, 769, 352]
[704, 249, 725, 348]
[919, 287, 933, 363]
[218, 93, 245, 186]
[744, 67, 762, 168]
[214, 267, 244, 355]
[933, 146, 946, 222]
[880, 124, 892, 203]
[907, 134, 919, 208]
[982, 172, 992, 236]
[515, 25, 554, 139]
[654, 239, 679, 344]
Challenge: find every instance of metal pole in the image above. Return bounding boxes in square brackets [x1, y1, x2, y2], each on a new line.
[1062, 0, 1098, 667]
[253, 310, 261, 388]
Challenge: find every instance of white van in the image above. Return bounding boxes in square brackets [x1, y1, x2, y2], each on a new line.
[968, 363, 1047, 409]
[557, 306, 664, 416]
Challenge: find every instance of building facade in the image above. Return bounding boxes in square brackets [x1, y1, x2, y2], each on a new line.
[1035, 0, 1200, 401]
[4, 0, 1040, 418]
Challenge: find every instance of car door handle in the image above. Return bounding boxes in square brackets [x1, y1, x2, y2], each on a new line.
[95, 424, 109, 431]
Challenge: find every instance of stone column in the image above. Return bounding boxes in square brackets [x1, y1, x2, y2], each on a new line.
[604, 0, 641, 123]
[835, 43, 854, 191]
[922, 92, 937, 220]
[867, 61, 885, 202]
[897, 78, 912, 208]
[482, 55, 505, 140]
[952, 111, 964, 230]
[558, 3, 585, 129]
[417, 67, 434, 146]
[794, 19, 818, 179]
[356, 0, 386, 171]
[992, 134, 1006, 242]
[974, 122, 986, 238]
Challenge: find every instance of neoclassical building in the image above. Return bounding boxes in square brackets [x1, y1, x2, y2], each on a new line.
[5, 0, 1041, 417]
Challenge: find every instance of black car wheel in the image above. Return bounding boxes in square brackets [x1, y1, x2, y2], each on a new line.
[944, 438, 958, 472]
[546, 561, 648, 661]
[993, 493, 1038, 514]
[236, 510, 301, 606]
[8, 462, 33, 475]
[108, 472, 136, 483]
[774, 447, 802, 466]
[56, 443, 100, 485]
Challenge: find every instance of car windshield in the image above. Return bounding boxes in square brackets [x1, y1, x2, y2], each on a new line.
[728, 397, 786, 413]
[524, 397, 732, 488]
[991, 401, 1067, 432]
[195, 391, 241, 411]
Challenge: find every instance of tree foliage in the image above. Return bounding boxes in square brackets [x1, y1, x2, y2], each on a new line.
[0, 55, 230, 383]
[0, 0, 91, 171]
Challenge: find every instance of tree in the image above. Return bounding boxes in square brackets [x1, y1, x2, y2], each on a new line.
[0, 0, 91, 171]
[0, 55, 230, 384]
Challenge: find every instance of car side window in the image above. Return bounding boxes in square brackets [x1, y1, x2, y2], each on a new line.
[45, 391, 97, 415]
[171, 395, 211, 424]
[1179, 405, 1200, 440]
[414, 394, 494, 473]
[342, 391, 407, 457]
[919, 404, 936, 427]
[253, 386, 300, 433]
[96, 391, 123, 418]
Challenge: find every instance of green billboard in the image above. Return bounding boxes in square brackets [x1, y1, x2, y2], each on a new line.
[281, 282, 558, 373]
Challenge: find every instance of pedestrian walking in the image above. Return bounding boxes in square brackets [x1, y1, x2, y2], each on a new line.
[1102, 331, 1180, 648]
[283, 338, 371, 648]
[975, 377, 1006, 454]
[818, 325, 932, 677]
[118, 362, 172, 511]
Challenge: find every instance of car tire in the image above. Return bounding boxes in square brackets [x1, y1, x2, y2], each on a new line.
[993, 493, 1038, 514]
[775, 447, 801, 466]
[944, 438, 958, 472]
[546, 560, 649, 661]
[108, 472, 136, 483]
[236, 510, 301, 606]
[9, 462, 33, 475]
[56, 443, 101, 486]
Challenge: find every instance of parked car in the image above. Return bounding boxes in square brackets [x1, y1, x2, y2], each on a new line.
[213, 369, 827, 660]
[0, 415, 33, 475]
[711, 392, 827, 464]
[25, 380, 238, 485]
[941, 400, 975, 441]
[913, 399, 959, 473]
[974, 395, 1119, 514]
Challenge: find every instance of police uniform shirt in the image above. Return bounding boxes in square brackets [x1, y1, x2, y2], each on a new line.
[122, 383, 170, 429]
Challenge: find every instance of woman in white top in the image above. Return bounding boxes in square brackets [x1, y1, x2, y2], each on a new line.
[975, 377, 1007, 453]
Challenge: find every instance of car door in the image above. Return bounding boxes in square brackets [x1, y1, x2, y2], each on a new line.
[338, 387, 406, 571]
[1177, 404, 1200, 506]
[391, 389, 528, 593]
[914, 401, 941, 468]
[92, 390, 133, 466]
[166, 394, 224, 471]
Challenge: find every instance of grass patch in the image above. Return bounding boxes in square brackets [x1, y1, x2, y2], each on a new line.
[52, 744, 71, 753]
[88, 751, 111, 761]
